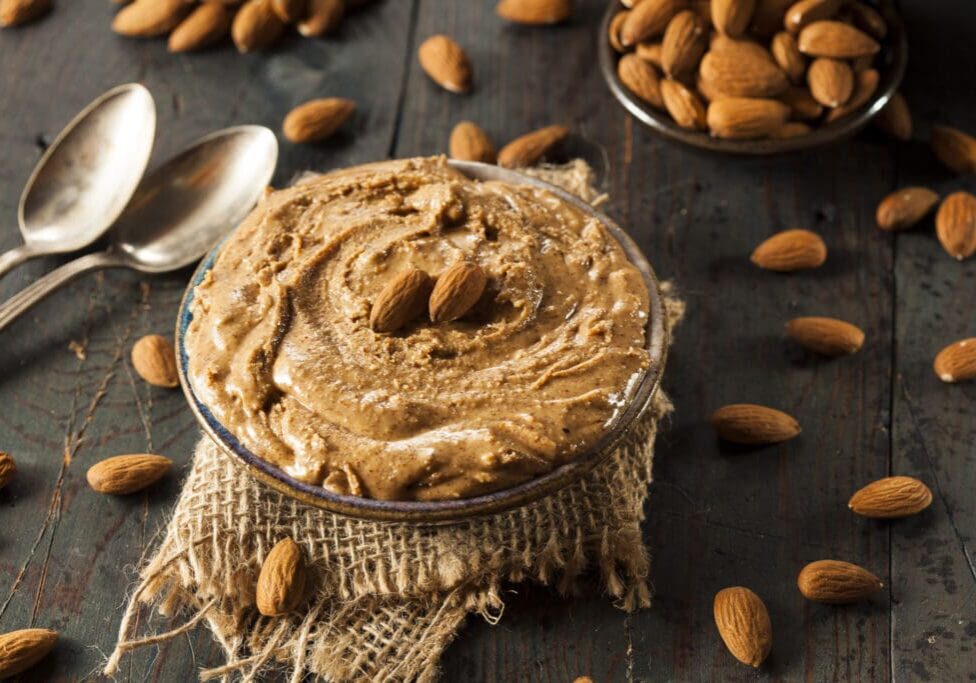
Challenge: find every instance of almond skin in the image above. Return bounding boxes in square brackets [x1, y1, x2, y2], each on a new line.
[784, 0, 843, 33]
[0, 452, 14, 490]
[169, 2, 233, 53]
[934, 191, 976, 261]
[699, 48, 789, 98]
[297, 0, 343, 37]
[449, 121, 496, 163]
[369, 268, 433, 333]
[770, 31, 806, 83]
[711, 403, 800, 444]
[707, 97, 790, 139]
[618, 53, 664, 109]
[132, 334, 179, 388]
[620, 0, 682, 46]
[0, 0, 51, 27]
[797, 560, 883, 604]
[874, 91, 912, 141]
[661, 10, 708, 79]
[418, 34, 472, 93]
[711, 0, 756, 38]
[825, 67, 878, 122]
[930, 125, 976, 175]
[256, 538, 308, 617]
[429, 262, 487, 323]
[0, 628, 58, 678]
[232, 0, 285, 53]
[497, 125, 569, 168]
[786, 316, 864, 356]
[112, 0, 190, 36]
[875, 187, 939, 232]
[934, 338, 976, 383]
[661, 79, 707, 130]
[806, 57, 852, 107]
[496, 0, 572, 25]
[750, 228, 827, 271]
[849, 476, 933, 518]
[798, 20, 879, 58]
[713, 587, 772, 668]
[87, 454, 172, 495]
[283, 98, 356, 144]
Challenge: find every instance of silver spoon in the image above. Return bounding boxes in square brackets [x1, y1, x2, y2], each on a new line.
[0, 83, 157, 278]
[0, 125, 278, 333]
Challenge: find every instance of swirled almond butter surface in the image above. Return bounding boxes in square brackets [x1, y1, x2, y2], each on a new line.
[186, 157, 651, 501]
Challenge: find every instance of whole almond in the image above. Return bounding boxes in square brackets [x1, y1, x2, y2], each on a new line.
[369, 268, 433, 333]
[711, 403, 800, 444]
[418, 34, 472, 93]
[661, 10, 708, 79]
[711, 0, 756, 37]
[232, 0, 285, 53]
[849, 476, 933, 518]
[620, 0, 682, 47]
[497, 124, 569, 168]
[256, 538, 307, 617]
[750, 228, 827, 271]
[132, 334, 179, 388]
[635, 41, 663, 67]
[874, 91, 912, 141]
[496, 0, 572, 25]
[825, 67, 878, 122]
[798, 20, 879, 58]
[875, 187, 939, 232]
[770, 31, 806, 83]
[780, 85, 823, 119]
[0, 0, 50, 27]
[169, 2, 233, 52]
[783, 0, 842, 33]
[709, 34, 775, 62]
[699, 48, 789, 98]
[271, 0, 306, 23]
[786, 316, 864, 356]
[0, 629, 57, 678]
[930, 125, 976, 175]
[713, 587, 772, 668]
[283, 98, 356, 143]
[112, 0, 190, 36]
[0, 452, 15, 490]
[297, 0, 343, 37]
[661, 79, 707, 130]
[707, 97, 790, 139]
[770, 121, 811, 138]
[807, 57, 853, 107]
[933, 338, 976, 383]
[618, 53, 664, 109]
[608, 10, 629, 53]
[934, 191, 976, 261]
[87, 454, 172, 495]
[797, 560, 883, 604]
[429, 262, 487, 323]
[449, 121, 496, 163]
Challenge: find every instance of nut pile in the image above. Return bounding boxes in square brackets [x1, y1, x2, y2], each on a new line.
[609, 0, 895, 140]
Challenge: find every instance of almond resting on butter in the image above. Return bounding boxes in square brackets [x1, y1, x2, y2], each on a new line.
[751, 228, 827, 271]
[713, 587, 772, 668]
[786, 316, 864, 356]
[370, 268, 433, 333]
[797, 559, 883, 604]
[256, 537, 308, 617]
[429, 262, 487, 323]
[711, 403, 800, 444]
[132, 334, 179, 388]
[87, 454, 173, 495]
[849, 476, 933, 518]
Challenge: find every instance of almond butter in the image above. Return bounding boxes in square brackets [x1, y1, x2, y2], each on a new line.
[798, 20, 879, 58]
[874, 91, 912, 141]
[825, 67, 878, 122]
[770, 31, 806, 83]
[635, 41, 663, 67]
[0, 0, 50, 27]
[112, 0, 190, 36]
[608, 10, 629, 53]
[875, 186, 939, 232]
[0, 628, 57, 678]
[797, 559, 883, 604]
[661, 10, 707, 78]
[497, 124, 569, 168]
[232, 0, 285, 53]
[847, 1, 887, 39]
[618, 53, 664, 109]
[369, 268, 433, 333]
[713, 587, 772, 668]
[933, 338, 976, 383]
[934, 191, 976, 261]
[786, 316, 864, 356]
[297, 0, 343, 37]
[711, 0, 756, 38]
[169, 2, 233, 53]
[418, 34, 472, 94]
[0, 452, 15, 490]
[930, 125, 976, 175]
[779, 85, 823, 119]
[849, 476, 933, 518]
[699, 47, 789, 98]
[271, 0, 306, 23]
[711, 403, 800, 444]
[87, 454, 172, 495]
[449, 121, 496, 163]
[750, 228, 827, 271]
[132, 334, 179, 388]
[429, 262, 487, 323]
[256, 538, 307, 617]
[661, 79, 707, 130]
[283, 98, 356, 143]
[807, 57, 853, 107]
[620, 0, 682, 47]
[496, 0, 572, 25]
[706, 97, 790, 139]
[783, 0, 842, 33]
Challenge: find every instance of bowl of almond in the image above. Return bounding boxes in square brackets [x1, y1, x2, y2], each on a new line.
[601, 0, 907, 153]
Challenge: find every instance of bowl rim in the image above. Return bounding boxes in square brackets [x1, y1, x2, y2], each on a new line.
[175, 159, 669, 524]
[598, 0, 908, 155]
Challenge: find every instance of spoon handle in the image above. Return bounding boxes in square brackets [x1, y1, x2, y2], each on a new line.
[0, 244, 39, 279]
[0, 251, 123, 333]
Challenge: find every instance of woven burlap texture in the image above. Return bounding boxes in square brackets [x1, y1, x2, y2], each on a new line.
[103, 162, 683, 682]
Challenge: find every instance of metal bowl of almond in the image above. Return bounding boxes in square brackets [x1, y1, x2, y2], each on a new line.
[600, 0, 907, 154]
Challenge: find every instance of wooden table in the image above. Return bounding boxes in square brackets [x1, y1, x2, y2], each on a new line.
[1, 1, 973, 680]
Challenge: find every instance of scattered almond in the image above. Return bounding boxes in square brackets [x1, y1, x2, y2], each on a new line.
[256, 538, 308, 617]
[849, 476, 933, 518]
[661, 79, 707, 130]
[874, 91, 912, 140]
[806, 57, 852, 108]
[0, 0, 50, 27]
[497, 124, 569, 168]
[429, 262, 487, 323]
[87, 454, 173, 495]
[711, 0, 756, 37]
[0, 628, 57, 678]
[786, 316, 864, 356]
[699, 47, 789, 98]
[783, 0, 843, 34]
[620, 0, 682, 47]
[496, 0, 572, 25]
[706, 97, 790, 139]
[797, 20, 879, 58]
[132, 334, 179, 388]
[930, 125, 976, 175]
[418, 34, 472, 94]
[875, 187, 939, 232]
[934, 191, 976, 261]
[713, 587, 772, 667]
[0, 452, 15, 490]
[449, 121, 496, 163]
[711, 403, 800, 444]
[231, 0, 285, 53]
[661, 10, 708, 79]
[750, 228, 827, 271]
[282, 98, 356, 144]
[770, 31, 806, 83]
[933, 338, 976, 383]
[370, 269, 434, 333]
[797, 559, 883, 604]
[618, 53, 664, 109]
[112, 0, 190, 37]
[169, 2, 233, 53]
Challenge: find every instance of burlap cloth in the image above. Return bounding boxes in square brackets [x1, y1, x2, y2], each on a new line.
[103, 162, 684, 682]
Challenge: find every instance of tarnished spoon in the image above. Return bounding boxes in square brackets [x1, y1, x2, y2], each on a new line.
[0, 83, 156, 278]
[0, 125, 278, 333]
